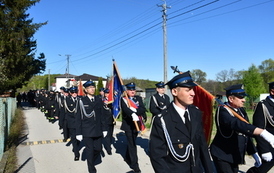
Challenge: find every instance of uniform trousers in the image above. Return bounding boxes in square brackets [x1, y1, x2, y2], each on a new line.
[212, 155, 238, 173]
[124, 130, 139, 170]
[103, 124, 114, 153]
[83, 136, 102, 173]
[68, 128, 80, 157]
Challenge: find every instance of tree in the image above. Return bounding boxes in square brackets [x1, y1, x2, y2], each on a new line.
[190, 69, 206, 84]
[243, 64, 266, 107]
[258, 58, 274, 85]
[0, 0, 47, 94]
[96, 77, 104, 95]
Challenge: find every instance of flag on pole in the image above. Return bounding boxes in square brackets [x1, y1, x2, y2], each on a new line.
[107, 60, 124, 119]
[78, 79, 84, 96]
[193, 85, 215, 143]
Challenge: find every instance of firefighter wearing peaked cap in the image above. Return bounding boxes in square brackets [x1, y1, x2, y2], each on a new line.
[247, 82, 274, 173]
[149, 81, 170, 117]
[210, 84, 274, 173]
[120, 82, 147, 173]
[64, 86, 81, 161]
[75, 80, 108, 173]
[149, 71, 214, 173]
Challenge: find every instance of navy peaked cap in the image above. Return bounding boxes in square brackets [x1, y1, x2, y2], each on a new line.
[63, 88, 69, 93]
[60, 86, 65, 90]
[125, 82, 136, 90]
[83, 80, 95, 88]
[155, 81, 165, 88]
[165, 71, 197, 89]
[99, 88, 105, 92]
[104, 88, 110, 93]
[69, 86, 78, 93]
[268, 82, 274, 90]
[225, 84, 247, 97]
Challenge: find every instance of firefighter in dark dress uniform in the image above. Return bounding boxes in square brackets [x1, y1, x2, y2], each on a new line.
[210, 84, 274, 173]
[102, 88, 115, 155]
[247, 82, 274, 173]
[64, 86, 80, 161]
[149, 81, 170, 117]
[120, 82, 147, 173]
[75, 80, 107, 173]
[149, 71, 214, 173]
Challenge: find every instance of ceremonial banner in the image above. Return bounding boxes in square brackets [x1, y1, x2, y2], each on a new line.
[107, 60, 124, 120]
[193, 85, 215, 144]
[77, 79, 84, 96]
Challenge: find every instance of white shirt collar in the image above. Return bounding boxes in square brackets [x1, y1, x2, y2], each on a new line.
[172, 102, 190, 122]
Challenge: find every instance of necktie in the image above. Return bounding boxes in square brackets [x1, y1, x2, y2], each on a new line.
[91, 97, 94, 102]
[184, 111, 191, 133]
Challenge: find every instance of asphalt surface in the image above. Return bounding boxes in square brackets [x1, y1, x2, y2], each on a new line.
[15, 105, 273, 173]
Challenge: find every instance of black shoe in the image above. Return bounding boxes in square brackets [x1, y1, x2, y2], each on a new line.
[133, 168, 141, 173]
[107, 150, 112, 155]
[74, 156, 79, 161]
[63, 138, 67, 142]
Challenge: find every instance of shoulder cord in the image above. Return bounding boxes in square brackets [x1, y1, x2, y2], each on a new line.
[64, 98, 77, 113]
[160, 116, 195, 164]
[216, 106, 234, 138]
[79, 99, 95, 119]
[58, 97, 63, 108]
[152, 95, 166, 110]
[262, 103, 274, 127]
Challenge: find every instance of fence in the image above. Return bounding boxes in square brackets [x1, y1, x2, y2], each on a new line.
[0, 97, 17, 161]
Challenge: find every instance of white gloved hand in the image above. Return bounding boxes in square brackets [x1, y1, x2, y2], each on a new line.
[131, 113, 139, 121]
[262, 152, 273, 162]
[130, 107, 137, 112]
[76, 135, 83, 141]
[103, 131, 107, 138]
[260, 130, 274, 148]
[252, 152, 262, 167]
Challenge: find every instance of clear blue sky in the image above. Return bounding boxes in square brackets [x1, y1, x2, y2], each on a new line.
[28, 0, 274, 82]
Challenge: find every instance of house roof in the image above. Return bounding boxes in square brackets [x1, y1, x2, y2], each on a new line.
[74, 73, 107, 81]
[55, 73, 107, 81]
[55, 73, 77, 78]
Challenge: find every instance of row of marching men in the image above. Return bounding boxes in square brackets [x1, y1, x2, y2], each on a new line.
[34, 80, 115, 173]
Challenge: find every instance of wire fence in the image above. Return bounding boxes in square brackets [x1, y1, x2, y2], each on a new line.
[0, 97, 17, 161]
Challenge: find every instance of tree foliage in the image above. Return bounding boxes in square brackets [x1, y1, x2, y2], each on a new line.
[190, 69, 206, 84]
[0, 0, 47, 93]
[95, 77, 104, 95]
[243, 64, 266, 106]
[258, 59, 274, 87]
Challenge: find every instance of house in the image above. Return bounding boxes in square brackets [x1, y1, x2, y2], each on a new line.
[55, 73, 107, 91]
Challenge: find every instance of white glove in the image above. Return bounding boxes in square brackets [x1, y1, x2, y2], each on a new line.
[131, 113, 139, 121]
[262, 152, 273, 162]
[252, 152, 262, 167]
[103, 131, 107, 138]
[76, 135, 83, 141]
[260, 130, 274, 148]
[130, 107, 137, 112]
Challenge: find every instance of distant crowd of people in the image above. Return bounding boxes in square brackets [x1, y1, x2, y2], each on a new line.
[16, 72, 274, 173]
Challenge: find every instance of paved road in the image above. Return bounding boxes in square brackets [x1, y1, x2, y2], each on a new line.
[16, 106, 273, 173]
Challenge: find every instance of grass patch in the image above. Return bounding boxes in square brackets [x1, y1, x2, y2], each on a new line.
[4, 108, 25, 173]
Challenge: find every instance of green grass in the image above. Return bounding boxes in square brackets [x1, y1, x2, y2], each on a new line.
[4, 108, 25, 173]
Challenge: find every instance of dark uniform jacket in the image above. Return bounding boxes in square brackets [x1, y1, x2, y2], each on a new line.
[210, 104, 257, 164]
[76, 95, 107, 137]
[102, 97, 114, 125]
[149, 93, 170, 116]
[120, 95, 147, 132]
[64, 96, 78, 129]
[253, 96, 274, 156]
[149, 103, 214, 173]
